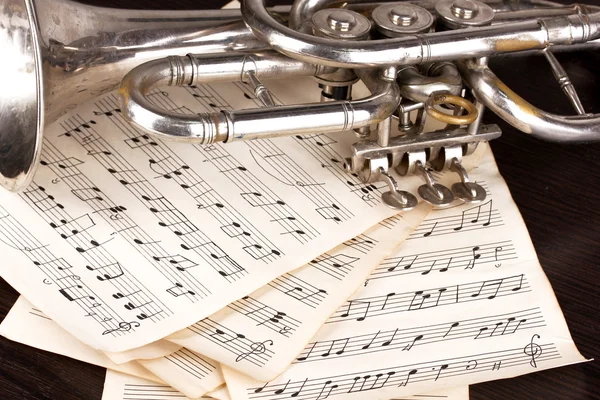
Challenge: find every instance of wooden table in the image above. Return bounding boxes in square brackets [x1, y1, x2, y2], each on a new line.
[1, 1, 598, 398]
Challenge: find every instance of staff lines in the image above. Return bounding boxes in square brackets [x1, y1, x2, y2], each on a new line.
[94, 95, 281, 264]
[21, 183, 167, 323]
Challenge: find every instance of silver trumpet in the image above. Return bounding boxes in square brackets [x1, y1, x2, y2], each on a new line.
[2, 0, 599, 210]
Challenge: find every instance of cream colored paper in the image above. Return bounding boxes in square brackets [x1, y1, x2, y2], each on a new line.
[0, 296, 225, 395]
[104, 340, 182, 364]
[0, 76, 421, 352]
[166, 206, 429, 382]
[101, 370, 469, 400]
[140, 350, 225, 399]
[0, 296, 160, 382]
[222, 146, 585, 400]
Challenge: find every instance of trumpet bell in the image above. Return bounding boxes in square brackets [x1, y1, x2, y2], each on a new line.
[0, 0, 269, 192]
[0, 0, 42, 192]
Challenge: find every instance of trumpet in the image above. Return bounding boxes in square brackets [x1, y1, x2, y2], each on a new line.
[2, 0, 599, 209]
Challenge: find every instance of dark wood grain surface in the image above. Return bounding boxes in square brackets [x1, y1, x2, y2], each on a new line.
[1, 1, 598, 398]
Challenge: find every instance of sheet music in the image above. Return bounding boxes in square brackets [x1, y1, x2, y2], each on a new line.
[165, 204, 429, 381]
[222, 145, 586, 400]
[0, 77, 425, 352]
[139, 350, 225, 398]
[0, 296, 160, 382]
[0, 296, 226, 396]
[101, 370, 469, 400]
[104, 339, 181, 364]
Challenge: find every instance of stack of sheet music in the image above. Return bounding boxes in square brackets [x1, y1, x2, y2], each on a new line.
[0, 54, 586, 400]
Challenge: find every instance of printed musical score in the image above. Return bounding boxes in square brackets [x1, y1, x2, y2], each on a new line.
[0, 77, 410, 352]
[222, 145, 585, 400]
[167, 209, 429, 382]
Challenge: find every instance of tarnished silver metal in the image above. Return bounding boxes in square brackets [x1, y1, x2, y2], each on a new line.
[460, 58, 600, 142]
[0, 0, 279, 191]
[435, 0, 495, 29]
[372, 4, 435, 37]
[397, 63, 463, 103]
[4, 0, 600, 198]
[450, 158, 487, 203]
[379, 169, 419, 211]
[312, 9, 371, 40]
[120, 57, 399, 143]
[542, 48, 585, 114]
[346, 124, 502, 175]
[415, 161, 455, 207]
[242, 0, 600, 68]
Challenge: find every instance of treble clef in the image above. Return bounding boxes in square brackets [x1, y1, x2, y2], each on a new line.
[236, 340, 274, 363]
[102, 321, 141, 335]
[523, 334, 542, 368]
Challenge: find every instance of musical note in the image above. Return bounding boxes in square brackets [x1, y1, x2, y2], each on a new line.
[471, 278, 504, 299]
[382, 329, 398, 346]
[423, 222, 438, 237]
[349, 371, 395, 393]
[59, 286, 94, 302]
[33, 258, 73, 271]
[443, 322, 460, 338]
[107, 167, 143, 186]
[465, 246, 481, 270]
[433, 363, 449, 381]
[149, 158, 190, 179]
[322, 338, 349, 356]
[236, 340, 274, 363]
[381, 293, 396, 311]
[284, 286, 328, 305]
[221, 222, 252, 238]
[316, 204, 343, 222]
[49, 214, 96, 239]
[439, 257, 453, 273]
[316, 380, 338, 400]
[113, 290, 141, 299]
[408, 288, 447, 310]
[75, 237, 114, 253]
[153, 254, 198, 271]
[397, 369, 418, 387]
[388, 255, 418, 272]
[71, 187, 103, 202]
[124, 134, 158, 149]
[454, 200, 493, 231]
[361, 331, 379, 350]
[274, 380, 290, 395]
[23, 187, 65, 212]
[166, 283, 195, 297]
[86, 262, 124, 281]
[243, 244, 281, 260]
[40, 157, 84, 169]
[124, 300, 154, 310]
[241, 192, 285, 208]
[341, 300, 371, 321]
[402, 335, 423, 351]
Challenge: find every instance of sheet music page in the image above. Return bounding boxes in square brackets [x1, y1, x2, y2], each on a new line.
[0, 76, 424, 352]
[0, 296, 160, 382]
[139, 350, 225, 398]
[165, 204, 429, 382]
[101, 370, 469, 400]
[222, 145, 586, 400]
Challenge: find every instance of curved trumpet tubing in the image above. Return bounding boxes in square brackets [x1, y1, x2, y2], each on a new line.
[119, 51, 400, 143]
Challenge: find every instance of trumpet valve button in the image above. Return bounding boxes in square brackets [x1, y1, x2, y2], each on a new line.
[451, 0, 479, 19]
[452, 181, 487, 203]
[390, 7, 417, 26]
[418, 183, 455, 207]
[327, 11, 356, 31]
[382, 190, 419, 211]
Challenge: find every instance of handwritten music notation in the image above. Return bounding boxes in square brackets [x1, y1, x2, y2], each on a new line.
[296, 308, 544, 363]
[246, 342, 557, 400]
